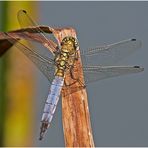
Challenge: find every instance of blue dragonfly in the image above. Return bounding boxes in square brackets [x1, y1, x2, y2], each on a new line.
[0, 10, 144, 140]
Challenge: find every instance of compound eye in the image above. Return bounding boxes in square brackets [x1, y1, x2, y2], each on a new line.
[61, 36, 79, 49]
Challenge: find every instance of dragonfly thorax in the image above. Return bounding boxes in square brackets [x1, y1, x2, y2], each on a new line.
[55, 36, 78, 77]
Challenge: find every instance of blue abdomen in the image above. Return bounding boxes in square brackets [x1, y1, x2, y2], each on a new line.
[41, 76, 64, 123]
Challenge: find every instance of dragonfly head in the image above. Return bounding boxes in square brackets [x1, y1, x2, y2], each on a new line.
[61, 36, 79, 54]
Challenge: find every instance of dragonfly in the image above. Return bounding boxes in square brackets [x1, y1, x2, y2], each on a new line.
[0, 10, 144, 140]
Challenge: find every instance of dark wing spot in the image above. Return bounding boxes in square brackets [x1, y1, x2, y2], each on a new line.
[131, 38, 136, 41]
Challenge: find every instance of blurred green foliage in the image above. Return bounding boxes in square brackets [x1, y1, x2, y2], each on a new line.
[0, 2, 38, 146]
[0, 1, 9, 146]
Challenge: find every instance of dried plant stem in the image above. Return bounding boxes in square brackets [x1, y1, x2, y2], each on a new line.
[52, 28, 95, 147]
[62, 89, 95, 147]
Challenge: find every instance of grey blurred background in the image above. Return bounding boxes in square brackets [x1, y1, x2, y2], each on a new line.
[31, 2, 147, 147]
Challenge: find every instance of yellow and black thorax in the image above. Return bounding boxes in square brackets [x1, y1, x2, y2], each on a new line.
[54, 36, 79, 77]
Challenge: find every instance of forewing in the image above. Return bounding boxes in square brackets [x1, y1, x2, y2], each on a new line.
[17, 9, 58, 53]
[81, 39, 142, 66]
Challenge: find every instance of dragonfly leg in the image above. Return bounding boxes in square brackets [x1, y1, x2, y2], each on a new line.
[75, 51, 79, 60]
[70, 66, 85, 86]
[63, 68, 86, 89]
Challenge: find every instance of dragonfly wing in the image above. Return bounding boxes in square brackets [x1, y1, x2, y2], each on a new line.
[3, 33, 55, 83]
[83, 65, 144, 84]
[17, 10, 58, 53]
[81, 39, 142, 66]
[10, 25, 53, 34]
